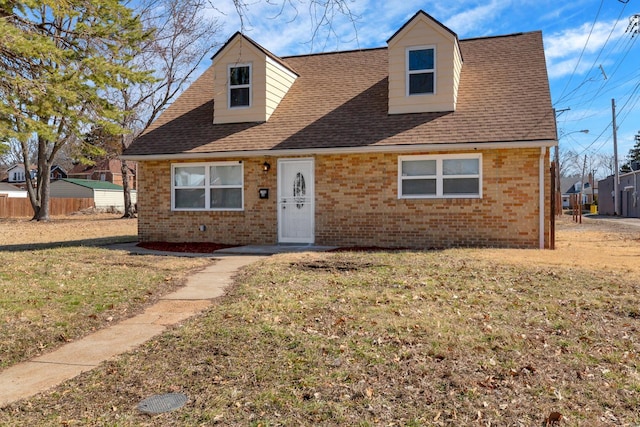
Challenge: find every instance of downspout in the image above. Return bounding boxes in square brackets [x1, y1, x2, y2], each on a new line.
[539, 147, 546, 249]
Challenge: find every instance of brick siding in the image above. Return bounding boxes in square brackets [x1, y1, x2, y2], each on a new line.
[138, 148, 551, 248]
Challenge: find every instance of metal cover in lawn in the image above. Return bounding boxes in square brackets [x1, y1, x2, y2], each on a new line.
[137, 393, 188, 414]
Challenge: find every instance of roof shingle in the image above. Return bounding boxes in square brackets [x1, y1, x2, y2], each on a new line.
[125, 31, 556, 157]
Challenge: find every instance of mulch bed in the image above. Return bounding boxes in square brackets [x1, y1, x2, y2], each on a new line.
[137, 242, 411, 254]
[329, 246, 410, 252]
[137, 242, 236, 253]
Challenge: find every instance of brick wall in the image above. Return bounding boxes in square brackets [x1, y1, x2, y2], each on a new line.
[138, 148, 552, 248]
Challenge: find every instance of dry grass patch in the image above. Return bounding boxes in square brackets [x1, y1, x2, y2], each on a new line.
[0, 213, 138, 247]
[0, 214, 212, 369]
[1, 219, 639, 426]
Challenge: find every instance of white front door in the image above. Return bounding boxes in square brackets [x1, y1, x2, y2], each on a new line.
[278, 158, 314, 243]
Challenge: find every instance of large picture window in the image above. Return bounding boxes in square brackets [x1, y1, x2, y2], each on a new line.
[407, 46, 435, 95]
[399, 154, 481, 199]
[172, 162, 243, 210]
[229, 64, 251, 108]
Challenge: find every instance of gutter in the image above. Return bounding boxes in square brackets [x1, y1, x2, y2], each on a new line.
[539, 147, 546, 249]
[121, 140, 558, 161]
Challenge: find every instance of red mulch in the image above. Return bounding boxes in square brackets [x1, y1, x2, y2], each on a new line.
[328, 246, 410, 252]
[137, 242, 410, 254]
[137, 242, 236, 253]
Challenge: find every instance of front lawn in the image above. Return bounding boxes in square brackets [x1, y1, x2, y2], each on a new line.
[0, 246, 211, 369]
[2, 242, 638, 426]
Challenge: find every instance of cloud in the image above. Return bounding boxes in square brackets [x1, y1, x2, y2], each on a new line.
[443, 0, 511, 36]
[204, 0, 453, 56]
[545, 19, 627, 78]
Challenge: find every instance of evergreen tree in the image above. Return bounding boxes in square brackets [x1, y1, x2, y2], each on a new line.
[620, 131, 640, 173]
[0, 0, 151, 220]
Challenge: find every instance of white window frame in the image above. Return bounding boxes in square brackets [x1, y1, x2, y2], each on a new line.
[228, 63, 251, 109]
[406, 46, 436, 96]
[398, 154, 482, 199]
[171, 161, 244, 211]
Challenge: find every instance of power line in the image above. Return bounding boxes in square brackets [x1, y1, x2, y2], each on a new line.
[555, 0, 604, 105]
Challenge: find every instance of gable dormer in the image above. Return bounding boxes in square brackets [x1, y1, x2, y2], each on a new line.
[387, 11, 462, 115]
[212, 33, 298, 124]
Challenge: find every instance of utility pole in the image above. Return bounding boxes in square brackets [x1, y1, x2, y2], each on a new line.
[580, 154, 587, 223]
[554, 107, 570, 216]
[612, 99, 620, 215]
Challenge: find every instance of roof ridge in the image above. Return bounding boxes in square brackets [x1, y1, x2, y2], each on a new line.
[281, 46, 386, 59]
[280, 31, 540, 60]
[461, 30, 541, 42]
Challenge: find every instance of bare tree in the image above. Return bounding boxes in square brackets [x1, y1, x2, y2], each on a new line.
[559, 149, 582, 178]
[106, 0, 222, 217]
[227, 0, 360, 50]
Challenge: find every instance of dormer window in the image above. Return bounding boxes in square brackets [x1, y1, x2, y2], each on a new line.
[229, 64, 251, 108]
[407, 46, 435, 95]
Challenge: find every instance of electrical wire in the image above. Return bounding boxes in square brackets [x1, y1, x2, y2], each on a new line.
[554, 0, 604, 107]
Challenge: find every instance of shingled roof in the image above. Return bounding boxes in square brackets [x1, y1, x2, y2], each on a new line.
[124, 31, 556, 158]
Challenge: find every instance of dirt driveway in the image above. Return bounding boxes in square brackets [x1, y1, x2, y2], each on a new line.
[474, 215, 640, 279]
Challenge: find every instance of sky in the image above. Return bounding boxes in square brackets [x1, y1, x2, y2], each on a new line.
[203, 0, 640, 177]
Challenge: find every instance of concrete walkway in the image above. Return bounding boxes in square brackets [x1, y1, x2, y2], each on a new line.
[0, 254, 264, 408]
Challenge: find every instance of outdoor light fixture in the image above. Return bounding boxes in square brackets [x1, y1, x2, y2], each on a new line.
[262, 161, 271, 172]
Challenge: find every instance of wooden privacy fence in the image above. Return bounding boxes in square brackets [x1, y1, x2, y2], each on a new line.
[0, 196, 94, 218]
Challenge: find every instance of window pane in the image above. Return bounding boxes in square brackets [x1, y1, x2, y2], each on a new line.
[443, 178, 479, 195]
[175, 189, 205, 208]
[409, 49, 434, 70]
[174, 166, 205, 187]
[230, 66, 250, 85]
[211, 165, 242, 185]
[230, 87, 250, 107]
[443, 159, 479, 175]
[210, 188, 242, 209]
[409, 73, 434, 94]
[402, 179, 436, 196]
[402, 160, 436, 176]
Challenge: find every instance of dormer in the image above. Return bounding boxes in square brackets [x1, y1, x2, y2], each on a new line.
[387, 11, 462, 115]
[212, 33, 298, 124]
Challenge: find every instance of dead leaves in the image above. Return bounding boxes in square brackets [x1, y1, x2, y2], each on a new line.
[546, 411, 562, 425]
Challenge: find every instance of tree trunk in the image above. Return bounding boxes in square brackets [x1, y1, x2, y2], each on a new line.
[35, 165, 52, 221]
[32, 161, 52, 221]
[121, 158, 136, 218]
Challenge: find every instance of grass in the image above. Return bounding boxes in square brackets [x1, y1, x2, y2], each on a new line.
[1, 247, 638, 426]
[0, 246, 211, 368]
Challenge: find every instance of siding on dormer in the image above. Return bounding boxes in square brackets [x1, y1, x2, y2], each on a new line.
[265, 57, 297, 121]
[387, 13, 462, 115]
[212, 34, 296, 124]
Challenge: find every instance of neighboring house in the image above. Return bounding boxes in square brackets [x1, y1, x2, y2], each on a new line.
[67, 158, 137, 189]
[122, 10, 557, 249]
[562, 177, 597, 209]
[50, 178, 137, 212]
[6, 163, 66, 184]
[6, 164, 31, 183]
[0, 182, 27, 198]
[50, 165, 67, 180]
[598, 169, 640, 218]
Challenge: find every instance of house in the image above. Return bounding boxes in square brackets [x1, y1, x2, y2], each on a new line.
[49, 178, 137, 212]
[561, 176, 597, 209]
[67, 158, 137, 189]
[5, 163, 66, 185]
[598, 169, 640, 218]
[6, 164, 32, 184]
[122, 10, 557, 249]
